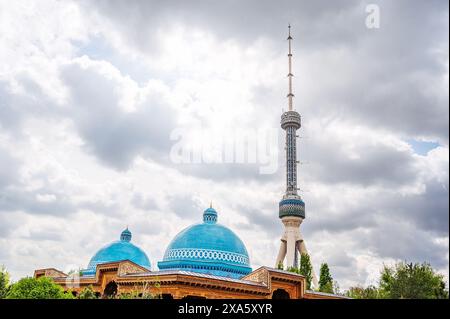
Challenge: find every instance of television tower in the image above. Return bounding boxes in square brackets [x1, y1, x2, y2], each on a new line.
[275, 25, 318, 288]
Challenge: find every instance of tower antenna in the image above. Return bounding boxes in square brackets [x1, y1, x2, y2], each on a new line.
[287, 24, 294, 111]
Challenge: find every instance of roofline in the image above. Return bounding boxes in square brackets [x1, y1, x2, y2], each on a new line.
[122, 269, 266, 287]
[251, 266, 306, 278]
[305, 290, 352, 299]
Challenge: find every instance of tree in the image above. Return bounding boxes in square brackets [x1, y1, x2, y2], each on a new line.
[78, 285, 97, 299]
[6, 277, 74, 299]
[379, 262, 449, 299]
[346, 285, 382, 299]
[0, 265, 10, 298]
[319, 263, 334, 293]
[299, 253, 313, 290]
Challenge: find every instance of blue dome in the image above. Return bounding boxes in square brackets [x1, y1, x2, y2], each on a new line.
[82, 228, 150, 276]
[158, 207, 252, 279]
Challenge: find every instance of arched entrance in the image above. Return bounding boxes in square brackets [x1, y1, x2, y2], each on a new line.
[272, 288, 290, 299]
[103, 281, 118, 298]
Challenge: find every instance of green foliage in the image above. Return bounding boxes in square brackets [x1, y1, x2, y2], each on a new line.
[284, 254, 314, 290]
[333, 280, 341, 295]
[119, 290, 160, 299]
[0, 265, 10, 299]
[277, 262, 284, 270]
[78, 285, 97, 299]
[379, 262, 449, 299]
[286, 266, 299, 274]
[346, 285, 383, 299]
[6, 277, 74, 299]
[299, 253, 313, 290]
[119, 282, 161, 299]
[345, 261, 449, 299]
[319, 263, 334, 293]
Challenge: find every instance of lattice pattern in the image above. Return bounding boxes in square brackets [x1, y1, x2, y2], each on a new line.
[203, 215, 217, 223]
[279, 199, 305, 218]
[164, 248, 249, 265]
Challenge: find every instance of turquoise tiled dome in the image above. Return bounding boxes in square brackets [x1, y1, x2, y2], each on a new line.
[82, 228, 150, 276]
[158, 207, 252, 279]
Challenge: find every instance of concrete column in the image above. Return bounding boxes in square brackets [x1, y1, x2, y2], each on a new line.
[275, 240, 287, 267]
[286, 231, 297, 268]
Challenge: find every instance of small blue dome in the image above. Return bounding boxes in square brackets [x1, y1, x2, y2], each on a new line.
[120, 228, 132, 242]
[158, 207, 251, 278]
[82, 228, 150, 276]
[203, 206, 218, 224]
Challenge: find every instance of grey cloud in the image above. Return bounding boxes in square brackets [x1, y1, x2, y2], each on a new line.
[131, 192, 159, 211]
[80, 0, 361, 52]
[380, 179, 449, 235]
[0, 187, 77, 216]
[23, 228, 64, 242]
[77, 0, 448, 178]
[0, 147, 20, 189]
[167, 193, 202, 220]
[81, 0, 448, 142]
[0, 75, 63, 136]
[0, 147, 121, 218]
[308, 175, 448, 236]
[304, 136, 418, 187]
[61, 60, 176, 170]
[0, 211, 24, 238]
[233, 203, 281, 237]
[0, 150, 77, 216]
[363, 219, 449, 270]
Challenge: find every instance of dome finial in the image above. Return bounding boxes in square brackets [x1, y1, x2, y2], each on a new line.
[120, 227, 132, 242]
[210, 201, 213, 209]
[203, 205, 218, 224]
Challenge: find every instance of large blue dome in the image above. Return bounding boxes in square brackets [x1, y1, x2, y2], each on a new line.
[82, 228, 151, 276]
[158, 207, 252, 279]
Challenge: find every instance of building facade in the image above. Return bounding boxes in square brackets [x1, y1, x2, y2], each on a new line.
[35, 261, 344, 299]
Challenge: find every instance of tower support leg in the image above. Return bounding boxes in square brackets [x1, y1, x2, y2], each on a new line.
[275, 240, 287, 268]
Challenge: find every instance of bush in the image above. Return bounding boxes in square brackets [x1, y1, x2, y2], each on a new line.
[380, 262, 449, 299]
[0, 266, 10, 298]
[6, 277, 74, 299]
[78, 285, 97, 299]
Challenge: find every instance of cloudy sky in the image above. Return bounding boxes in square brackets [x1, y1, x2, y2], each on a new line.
[0, 0, 448, 290]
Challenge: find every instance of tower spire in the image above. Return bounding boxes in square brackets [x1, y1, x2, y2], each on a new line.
[276, 25, 317, 288]
[287, 24, 294, 111]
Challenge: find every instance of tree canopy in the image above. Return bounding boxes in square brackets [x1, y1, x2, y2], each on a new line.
[319, 263, 334, 293]
[0, 265, 10, 299]
[6, 277, 74, 299]
[78, 285, 97, 299]
[346, 261, 448, 299]
[299, 253, 313, 290]
[379, 262, 448, 299]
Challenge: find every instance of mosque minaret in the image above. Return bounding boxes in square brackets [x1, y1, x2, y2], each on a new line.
[275, 25, 318, 288]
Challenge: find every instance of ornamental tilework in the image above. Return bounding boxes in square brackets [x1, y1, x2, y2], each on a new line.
[164, 248, 249, 265]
